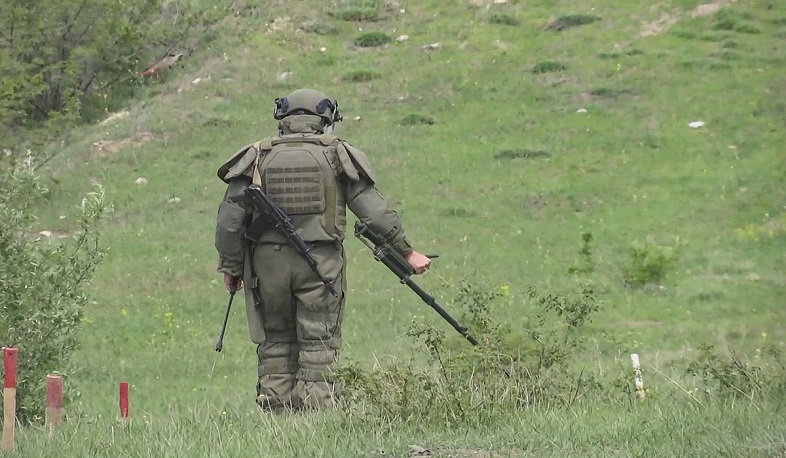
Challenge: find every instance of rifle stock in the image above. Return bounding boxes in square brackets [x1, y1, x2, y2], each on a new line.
[354, 222, 479, 346]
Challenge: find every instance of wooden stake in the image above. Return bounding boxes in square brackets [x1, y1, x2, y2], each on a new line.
[45, 374, 64, 430]
[630, 353, 646, 400]
[119, 381, 130, 424]
[2, 347, 18, 452]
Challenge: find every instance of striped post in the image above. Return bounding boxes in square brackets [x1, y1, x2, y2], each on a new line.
[119, 381, 129, 424]
[45, 374, 64, 430]
[2, 347, 18, 451]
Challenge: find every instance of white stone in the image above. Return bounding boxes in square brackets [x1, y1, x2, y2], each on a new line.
[135, 177, 148, 185]
[577, 108, 588, 113]
[396, 35, 409, 42]
[276, 71, 294, 82]
[167, 197, 181, 204]
[688, 120, 705, 128]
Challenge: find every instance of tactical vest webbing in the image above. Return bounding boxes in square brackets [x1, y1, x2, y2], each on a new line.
[256, 135, 346, 240]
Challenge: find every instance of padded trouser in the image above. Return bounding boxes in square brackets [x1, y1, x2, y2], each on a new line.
[244, 242, 346, 410]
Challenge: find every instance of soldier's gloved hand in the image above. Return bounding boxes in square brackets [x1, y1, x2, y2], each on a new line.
[224, 273, 242, 293]
[405, 250, 432, 275]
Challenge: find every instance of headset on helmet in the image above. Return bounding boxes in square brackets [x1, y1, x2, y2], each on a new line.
[273, 89, 343, 126]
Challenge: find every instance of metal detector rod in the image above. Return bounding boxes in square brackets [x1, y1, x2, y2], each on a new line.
[215, 289, 236, 352]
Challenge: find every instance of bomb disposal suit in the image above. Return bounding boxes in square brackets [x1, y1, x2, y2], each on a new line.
[214, 89, 418, 411]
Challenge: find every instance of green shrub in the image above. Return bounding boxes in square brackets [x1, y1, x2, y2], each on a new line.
[331, 0, 384, 22]
[687, 345, 786, 401]
[532, 60, 567, 73]
[337, 281, 603, 425]
[589, 87, 636, 99]
[489, 13, 520, 26]
[0, 0, 229, 149]
[400, 113, 436, 125]
[568, 232, 595, 274]
[734, 24, 761, 34]
[546, 14, 601, 31]
[353, 31, 392, 47]
[0, 158, 109, 424]
[494, 149, 551, 160]
[714, 17, 738, 31]
[342, 69, 381, 83]
[300, 21, 341, 36]
[623, 240, 676, 286]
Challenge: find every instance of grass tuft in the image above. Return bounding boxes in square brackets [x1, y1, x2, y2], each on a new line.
[400, 113, 436, 125]
[546, 14, 601, 31]
[532, 60, 567, 73]
[494, 149, 552, 160]
[331, 0, 385, 22]
[299, 21, 341, 36]
[589, 87, 635, 99]
[488, 13, 520, 26]
[353, 31, 392, 47]
[342, 69, 381, 82]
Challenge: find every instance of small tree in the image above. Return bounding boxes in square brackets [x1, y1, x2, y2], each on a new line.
[0, 156, 109, 424]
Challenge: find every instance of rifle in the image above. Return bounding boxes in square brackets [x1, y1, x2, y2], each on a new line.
[215, 288, 236, 352]
[231, 184, 338, 297]
[354, 221, 479, 346]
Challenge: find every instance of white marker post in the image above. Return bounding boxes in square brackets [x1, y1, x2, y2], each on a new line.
[630, 353, 646, 400]
[2, 347, 18, 452]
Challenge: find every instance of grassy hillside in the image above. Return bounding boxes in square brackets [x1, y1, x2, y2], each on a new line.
[11, 0, 786, 456]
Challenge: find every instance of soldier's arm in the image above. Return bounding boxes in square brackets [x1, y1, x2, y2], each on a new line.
[345, 178, 413, 256]
[215, 177, 252, 277]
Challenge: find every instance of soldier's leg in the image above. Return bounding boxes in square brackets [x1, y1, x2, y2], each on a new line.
[291, 243, 347, 410]
[248, 243, 298, 411]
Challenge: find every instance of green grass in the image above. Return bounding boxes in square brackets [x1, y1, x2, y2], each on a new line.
[11, 0, 786, 455]
[10, 401, 786, 457]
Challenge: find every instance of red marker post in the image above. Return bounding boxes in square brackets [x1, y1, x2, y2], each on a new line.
[2, 347, 18, 452]
[45, 374, 64, 430]
[119, 381, 130, 424]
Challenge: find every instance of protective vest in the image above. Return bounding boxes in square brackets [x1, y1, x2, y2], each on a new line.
[255, 134, 347, 243]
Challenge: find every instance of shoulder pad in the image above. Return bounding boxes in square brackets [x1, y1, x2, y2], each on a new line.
[336, 141, 376, 184]
[216, 138, 273, 183]
[317, 133, 339, 146]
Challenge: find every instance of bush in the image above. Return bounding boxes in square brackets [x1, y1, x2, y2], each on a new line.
[337, 281, 603, 425]
[353, 31, 392, 47]
[532, 61, 567, 73]
[400, 113, 436, 126]
[0, 157, 109, 424]
[331, 0, 385, 22]
[623, 240, 676, 286]
[489, 13, 520, 26]
[687, 345, 786, 401]
[545, 14, 601, 31]
[342, 69, 381, 83]
[300, 21, 341, 36]
[0, 0, 229, 151]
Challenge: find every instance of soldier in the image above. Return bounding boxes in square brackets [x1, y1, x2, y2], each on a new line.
[214, 89, 432, 412]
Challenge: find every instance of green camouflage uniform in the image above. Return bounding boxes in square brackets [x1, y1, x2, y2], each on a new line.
[215, 111, 412, 411]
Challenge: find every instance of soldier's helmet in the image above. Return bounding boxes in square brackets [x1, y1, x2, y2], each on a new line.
[273, 89, 343, 126]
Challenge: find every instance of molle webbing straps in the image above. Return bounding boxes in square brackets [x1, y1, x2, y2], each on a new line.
[265, 165, 324, 215]
[252, 140, 265, 186]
